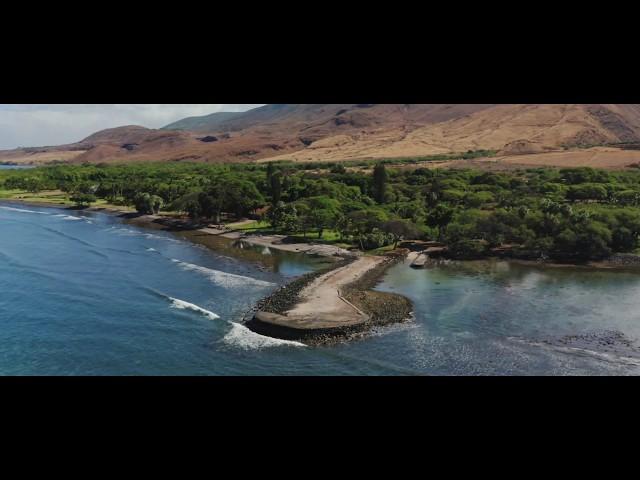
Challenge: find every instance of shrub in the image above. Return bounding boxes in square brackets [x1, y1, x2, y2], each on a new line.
[464, 191, 495, 208]
[360, 229, 393, 250]
[134, 192, 163, 215]
[449, 239, 488, 259]
[70, 193, 96, 208]
[614, 190, 640, 206]
[567, 184, 608, 202]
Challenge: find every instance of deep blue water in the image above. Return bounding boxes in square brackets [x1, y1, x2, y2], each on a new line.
[2, 201, 640, 375]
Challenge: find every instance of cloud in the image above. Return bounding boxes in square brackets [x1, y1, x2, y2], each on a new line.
[0, 104, 264, 150]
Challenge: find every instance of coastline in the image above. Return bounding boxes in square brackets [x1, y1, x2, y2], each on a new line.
[2, 199, 411, 344]
[4, 197, 640, 347]
[0, 198, 137, 217]
[405, 244, 640, 272]
[5, 197, 639, 271]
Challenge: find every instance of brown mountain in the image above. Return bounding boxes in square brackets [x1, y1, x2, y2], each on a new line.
[3, 104, 640, 167]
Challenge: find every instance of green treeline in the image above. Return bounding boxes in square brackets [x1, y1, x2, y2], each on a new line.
[2, 161, 640, 260]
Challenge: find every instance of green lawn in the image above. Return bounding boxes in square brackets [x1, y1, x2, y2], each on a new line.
[227, 219, 271, 231]
[0, 188, 24, 199]
[0, 189, 136, 211]
[0, 189, 73, 205]
[271, 229, 351, 247]
[226, 220, 352, 247]
[366, 244, 398, 256]
[2, 190, 369, 252]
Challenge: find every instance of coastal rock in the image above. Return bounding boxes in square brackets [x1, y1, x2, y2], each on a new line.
[606, 253, 640, 267]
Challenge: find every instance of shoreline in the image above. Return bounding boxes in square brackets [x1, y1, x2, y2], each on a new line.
[0, 198, 137, 217]
[105, 205, 414, 344]
[404, 244, 640, 272]
[124, 212, 359, 260]
[2, 198, 639, 271]
[4, 197, 640, 346]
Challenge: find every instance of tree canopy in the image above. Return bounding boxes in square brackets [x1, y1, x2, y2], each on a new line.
[3, 162, 640, 259]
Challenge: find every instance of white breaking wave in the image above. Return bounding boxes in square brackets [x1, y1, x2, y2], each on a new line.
[169, 297, 220, 320]
[112, 228, 142, 236]
[108, 227, 182, 243]
[165, 296, 304, 349]
[223, 322, 306, 349]
[55, 214, 83, 221]
[0, 206, 48, 214]
[171, 259, 274, 288]
[146, 247, 157, 252]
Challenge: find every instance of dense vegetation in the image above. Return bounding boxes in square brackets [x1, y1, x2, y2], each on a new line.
[3, 160, 640, 261]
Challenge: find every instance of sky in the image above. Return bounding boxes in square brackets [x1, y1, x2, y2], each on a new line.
[0, 104, 264, 150]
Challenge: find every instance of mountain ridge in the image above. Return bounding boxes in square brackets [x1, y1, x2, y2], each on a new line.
[3, 104, 640, 168]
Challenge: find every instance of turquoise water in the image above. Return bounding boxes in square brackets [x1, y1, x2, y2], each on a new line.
[2, 202, 640, 375]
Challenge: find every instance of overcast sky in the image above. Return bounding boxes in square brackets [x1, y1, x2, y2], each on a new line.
[0, 104, 264, 150]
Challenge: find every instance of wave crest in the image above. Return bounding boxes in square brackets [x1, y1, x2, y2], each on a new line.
[54, 214, 83, 221]
[223, 322, 306, 350]
[171, 259, 274, 288]
[0, 206, 48, 215]
[169, 297, 220, 320]
[163, 294, 302, 349]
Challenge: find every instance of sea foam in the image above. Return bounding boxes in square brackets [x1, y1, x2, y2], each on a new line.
[55, 215, 83, 221]
[166, 296, 303, 349]
[223, 322, 306, 350]
[0, 206, 48, 215]
[171, 259, 274, 288]
[169, 297, 220, 320]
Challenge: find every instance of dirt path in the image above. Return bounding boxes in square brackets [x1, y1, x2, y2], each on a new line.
[278, 256, 385, 328]
[197, 228, 355, 258]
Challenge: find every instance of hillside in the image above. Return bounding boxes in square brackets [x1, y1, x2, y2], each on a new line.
[3, 104, 640, 168]
[162, 112, 245, 132]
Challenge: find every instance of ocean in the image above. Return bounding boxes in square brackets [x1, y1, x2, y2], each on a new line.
[2, 202, 640, 375]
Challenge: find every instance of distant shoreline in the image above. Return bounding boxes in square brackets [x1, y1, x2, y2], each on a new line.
[3, 197, 639, 272]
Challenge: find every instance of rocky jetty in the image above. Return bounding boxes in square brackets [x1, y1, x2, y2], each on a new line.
[246, 251, 412, 345]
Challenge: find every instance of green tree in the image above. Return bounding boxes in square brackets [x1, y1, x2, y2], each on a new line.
[372, 163, 388, 204]
[614, 190, 640, 206]
[427, 204, 455, 239]
[270, 173, 282, 205]
[300, 196, 341, 238]
[70, 193, 96, 208]
[380, 219, 421, 249]
[449, 239, 489, 259]
[266, 163, 276, 185]
[567, 184, 608, 202]
[134, 193, 164, 215]
[345, 209, 389, 250]
[268, 201, 298, 232]
[24, 177, 45, 193]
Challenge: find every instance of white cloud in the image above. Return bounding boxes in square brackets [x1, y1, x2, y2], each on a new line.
[0, 104, 263, 150]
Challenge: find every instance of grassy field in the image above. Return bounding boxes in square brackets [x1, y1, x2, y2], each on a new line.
[226, 219, 352, 247]
[226, 219, 271, 231]
[1, 191, 351, 248]
[0, 189, 136, 212]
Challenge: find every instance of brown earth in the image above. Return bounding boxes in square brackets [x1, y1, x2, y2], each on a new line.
[4, 104, 640, 168]
[425, 147, 640, 171]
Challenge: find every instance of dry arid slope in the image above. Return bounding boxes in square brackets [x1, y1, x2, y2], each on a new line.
[3, 104, 640, 168]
